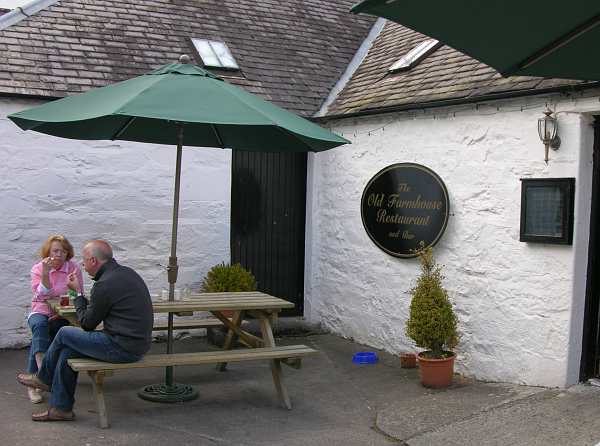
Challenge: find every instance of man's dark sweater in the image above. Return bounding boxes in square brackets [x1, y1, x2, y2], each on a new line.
[73, 259, 153, 356]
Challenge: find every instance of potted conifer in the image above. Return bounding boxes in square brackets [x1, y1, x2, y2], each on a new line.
[201, 262, 257, 318]
[201, 262, 257, 293]
[405, 244, 458, 388]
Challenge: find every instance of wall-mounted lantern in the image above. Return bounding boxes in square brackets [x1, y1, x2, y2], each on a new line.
[537, 107, 561, 164]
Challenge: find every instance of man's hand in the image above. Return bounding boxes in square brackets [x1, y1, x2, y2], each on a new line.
[67, 271, 80, 292]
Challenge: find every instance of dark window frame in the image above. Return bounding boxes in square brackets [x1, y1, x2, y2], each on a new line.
[519, 177, 575, 244]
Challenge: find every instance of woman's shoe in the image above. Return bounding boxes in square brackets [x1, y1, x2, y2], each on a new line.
[28, 387, 43, 404]
[16, 373, 50, 391]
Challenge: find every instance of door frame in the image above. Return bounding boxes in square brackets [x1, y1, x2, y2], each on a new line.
[580, 116, 600, 380]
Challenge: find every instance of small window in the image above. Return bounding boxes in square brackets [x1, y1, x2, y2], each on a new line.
[191, 38, 239, 70]
[388, 39, 440, 73]
[520, 178, 575, 244]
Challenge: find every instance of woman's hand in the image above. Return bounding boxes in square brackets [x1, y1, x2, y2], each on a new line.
[40, 257, 54, 290]
[41, 257, 53, 275]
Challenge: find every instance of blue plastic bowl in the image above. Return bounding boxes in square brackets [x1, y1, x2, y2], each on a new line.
[352, 351, 378, 364]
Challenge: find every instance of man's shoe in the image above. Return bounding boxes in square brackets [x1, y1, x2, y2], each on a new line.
[27, 387, 43, 404]
[16, 373, 50, 392]
[32, 407, 75, 422]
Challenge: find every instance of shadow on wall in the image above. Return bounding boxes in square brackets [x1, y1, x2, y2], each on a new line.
[231, 167, 262, 236]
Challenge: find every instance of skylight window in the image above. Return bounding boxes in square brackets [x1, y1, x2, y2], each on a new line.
[388, 39, 441, 73]
[191, 39, 239, 70]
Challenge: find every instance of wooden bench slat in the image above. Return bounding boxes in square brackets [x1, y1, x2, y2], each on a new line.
[153, 320, 222, 330]
[153, 301, 294, 312]
[151, 294, 295, 313]
[154, 297, 285, 304]
[181, 297, 286, 303]
[187, 292, 270, 298]
[68, 345, 318, 371]
[153, 298, 293, 306]
[152, 318, 248, 331]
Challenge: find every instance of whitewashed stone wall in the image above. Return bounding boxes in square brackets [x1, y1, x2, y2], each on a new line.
[0, 98, 232, 348]
[306, 92, 600, 387]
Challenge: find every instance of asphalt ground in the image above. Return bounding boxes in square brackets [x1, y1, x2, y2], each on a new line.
[2, 332, 600, 445]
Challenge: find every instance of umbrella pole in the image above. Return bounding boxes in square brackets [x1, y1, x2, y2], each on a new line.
[138, 123, 198, 403]
[165, 125, 183, 387]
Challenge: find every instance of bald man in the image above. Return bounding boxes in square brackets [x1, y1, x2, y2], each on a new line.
[17, 240, 153, 422]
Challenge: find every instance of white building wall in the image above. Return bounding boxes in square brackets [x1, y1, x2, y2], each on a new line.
[0, 98, 232, 348]
[307, 93, 600, 387]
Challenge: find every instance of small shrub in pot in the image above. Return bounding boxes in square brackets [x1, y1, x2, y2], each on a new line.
[201, 262, 257, 293]
[405, 244, 458, 387]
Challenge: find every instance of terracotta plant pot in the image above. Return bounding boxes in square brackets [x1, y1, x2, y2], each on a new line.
[220, 309, 234, 319]
[400, 352, 417, 368]
[417, 351, 455, 388]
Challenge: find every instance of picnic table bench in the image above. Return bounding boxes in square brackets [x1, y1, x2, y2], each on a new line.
[152, 317, 247, 331]
[68, 345, 317, 428]
[50, 292, 318, 428]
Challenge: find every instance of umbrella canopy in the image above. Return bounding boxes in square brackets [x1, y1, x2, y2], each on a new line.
[351, 0, 600, 81]
[9, 61, 348, 151]
[8, 56, 348, 401]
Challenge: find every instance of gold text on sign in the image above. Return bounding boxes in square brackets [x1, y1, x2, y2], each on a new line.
[387, 194, 442, 210]
[376, 209, 431, 226]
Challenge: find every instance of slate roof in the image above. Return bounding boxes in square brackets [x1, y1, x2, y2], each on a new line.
[0, 0, 375, 116]
[325, 21, 589, 117]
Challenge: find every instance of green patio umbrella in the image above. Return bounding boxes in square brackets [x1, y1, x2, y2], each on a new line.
[8, 55, 349, 402]
[351, 0, 600, 81]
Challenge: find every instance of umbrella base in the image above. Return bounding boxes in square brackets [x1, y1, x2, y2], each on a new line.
[138, 383, 198, 403]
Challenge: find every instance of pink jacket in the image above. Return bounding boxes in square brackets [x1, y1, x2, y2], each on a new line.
[30, 259, 84, 317]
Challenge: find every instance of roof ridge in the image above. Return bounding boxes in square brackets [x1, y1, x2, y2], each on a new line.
[315, 17, 386, 118]
[0, 0, 59, 31]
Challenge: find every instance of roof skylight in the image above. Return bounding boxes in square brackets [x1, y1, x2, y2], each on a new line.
[191, 39, 239, 70]
[388, 39, 441, 73]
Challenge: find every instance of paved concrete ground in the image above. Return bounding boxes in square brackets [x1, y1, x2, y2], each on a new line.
[2, 332, 600, 445]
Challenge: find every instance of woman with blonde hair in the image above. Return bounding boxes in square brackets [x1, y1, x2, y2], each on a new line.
[26, 235, 83, 403]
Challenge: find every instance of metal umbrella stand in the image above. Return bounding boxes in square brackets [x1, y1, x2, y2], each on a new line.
[138, 125, 195, 402]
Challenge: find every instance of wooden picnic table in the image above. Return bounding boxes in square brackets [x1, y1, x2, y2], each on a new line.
[48, 290, 296, 369]
[48, 291, 315, 428]
[49, 291, 293, 318]
[48, 291, 294, 348]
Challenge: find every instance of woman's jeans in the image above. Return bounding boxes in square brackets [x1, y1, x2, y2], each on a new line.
[27, 313, 70, 373]
[37, 326, 142, 412]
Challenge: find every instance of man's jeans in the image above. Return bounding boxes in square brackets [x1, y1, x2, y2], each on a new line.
[37, 326, 142, 412]
[27, 314, 70, 373]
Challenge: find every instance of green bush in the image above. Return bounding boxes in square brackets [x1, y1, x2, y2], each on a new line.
[405, 244, 458, 359]
[201, 262, 257, 292]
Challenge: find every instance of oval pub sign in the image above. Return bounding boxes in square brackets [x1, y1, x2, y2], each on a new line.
[361, 163, 449, 258]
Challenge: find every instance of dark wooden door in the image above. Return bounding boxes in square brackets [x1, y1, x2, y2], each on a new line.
[581, 116, 600, 380]
[230, 151, 307, 316]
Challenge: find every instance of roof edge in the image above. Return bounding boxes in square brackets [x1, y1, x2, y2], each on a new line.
[315, 81, 600, 122]
[0, 91, 62, 101]
[0, 0, 59, 31]
[314, 18, 386, 118]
